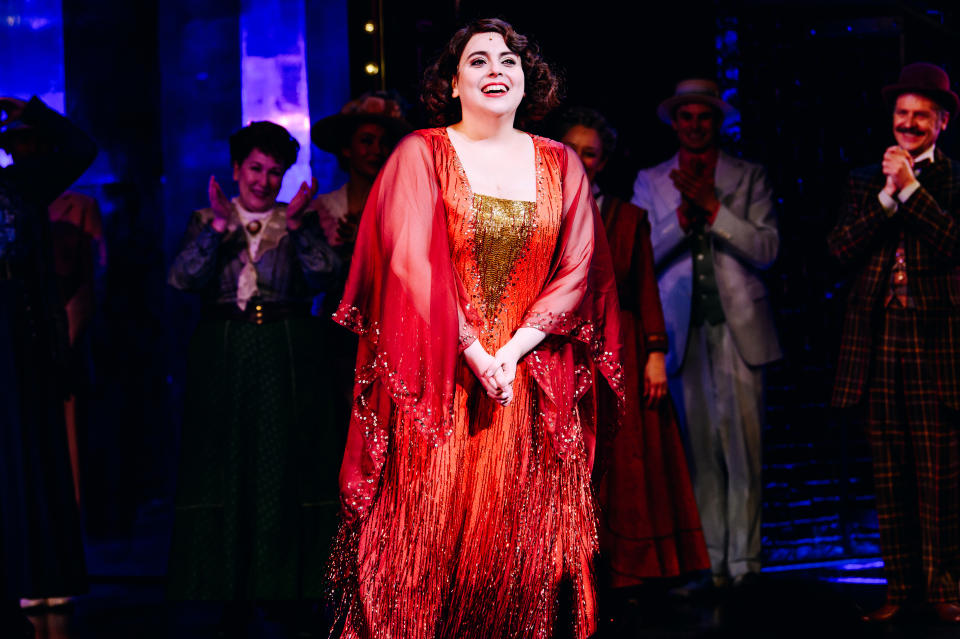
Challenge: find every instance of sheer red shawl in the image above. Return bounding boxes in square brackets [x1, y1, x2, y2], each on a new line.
[333, 130, 623, 521]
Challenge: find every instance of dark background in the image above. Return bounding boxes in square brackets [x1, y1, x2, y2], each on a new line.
[36, 0, 960, 575]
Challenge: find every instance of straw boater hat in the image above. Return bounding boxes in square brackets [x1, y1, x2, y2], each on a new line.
[656, 78, 738, 125]
[310, 91, 412, 156]
[881, 62, 959, 117]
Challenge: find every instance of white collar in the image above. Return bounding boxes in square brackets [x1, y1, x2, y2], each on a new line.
[232, 197, 276, 220]
[915, 145, 936, 164]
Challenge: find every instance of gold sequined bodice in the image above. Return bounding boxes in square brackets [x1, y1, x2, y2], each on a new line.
[472, 194, 536, 321]
[444, 186, 562, 357]
[434, 128, 565, 352]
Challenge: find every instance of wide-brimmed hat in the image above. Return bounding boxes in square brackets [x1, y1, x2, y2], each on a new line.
[310, 91, 412, 155]
[881, 62, 959, 117]
[656, 78, 737, 124]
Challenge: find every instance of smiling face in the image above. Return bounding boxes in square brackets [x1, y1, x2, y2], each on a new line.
[232, 148, 285, 212]
[671, 102, 719, 153]
[451, 32, 524, 122]
[892, 93, 949, 157]
[561, 124, 606, 184]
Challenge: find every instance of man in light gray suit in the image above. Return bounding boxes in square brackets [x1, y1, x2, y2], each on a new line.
[632, 79, 781, 587]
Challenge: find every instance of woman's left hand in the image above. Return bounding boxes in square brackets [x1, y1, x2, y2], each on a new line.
[493, 343, 521, 391]
[286, 177, 318, 230]
[643, 351, 668, 408]
[491, 327, 547, 407]
[464, 341, 513, 406]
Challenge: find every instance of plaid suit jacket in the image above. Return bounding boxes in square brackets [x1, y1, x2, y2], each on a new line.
[827, 149, 960, 409]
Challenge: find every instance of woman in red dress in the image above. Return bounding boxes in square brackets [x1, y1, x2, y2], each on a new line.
[557, 107, 710, 589]
[329, 19, 623, 639]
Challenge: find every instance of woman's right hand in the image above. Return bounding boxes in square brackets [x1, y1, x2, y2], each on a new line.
[463, 340, 513, 406]
[208, 175, 230, 232]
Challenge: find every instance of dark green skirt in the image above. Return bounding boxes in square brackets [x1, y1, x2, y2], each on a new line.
[167, 316, 343, 600]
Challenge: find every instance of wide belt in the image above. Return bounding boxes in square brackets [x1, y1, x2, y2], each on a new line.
[203, 301, 311, 325]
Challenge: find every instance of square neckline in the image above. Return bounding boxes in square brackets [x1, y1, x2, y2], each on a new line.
[441, 127, 541, 208]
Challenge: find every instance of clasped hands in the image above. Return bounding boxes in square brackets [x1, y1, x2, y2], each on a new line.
[881, 146, 920, 198]
[463, 340, 519, 407]
[207, 175, 318, 233]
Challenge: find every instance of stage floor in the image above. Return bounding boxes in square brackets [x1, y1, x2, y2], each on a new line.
[19, 563, 960, 638]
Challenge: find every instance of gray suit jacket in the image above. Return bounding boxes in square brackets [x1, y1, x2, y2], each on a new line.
[632, 151, 782, 374]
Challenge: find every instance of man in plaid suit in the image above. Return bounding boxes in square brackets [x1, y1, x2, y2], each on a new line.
[828, 62, 960, 624]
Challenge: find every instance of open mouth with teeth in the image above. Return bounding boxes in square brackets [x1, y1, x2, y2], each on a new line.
[482, 84, 508, 95]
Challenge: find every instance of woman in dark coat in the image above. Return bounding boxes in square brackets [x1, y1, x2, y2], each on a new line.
[557, 107, 710, 589]
[166, 122, 340, 627]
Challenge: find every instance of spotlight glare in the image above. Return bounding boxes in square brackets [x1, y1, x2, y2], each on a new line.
[364, 21, 375, 33]
[364, 62, 379, 75]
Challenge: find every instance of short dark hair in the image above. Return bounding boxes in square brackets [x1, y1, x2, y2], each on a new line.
[553, 106, 618, 159]
[421, 18, 562, 127]
[229, 121, 300, 169]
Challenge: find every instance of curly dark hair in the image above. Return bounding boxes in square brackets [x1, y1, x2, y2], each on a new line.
[421, 18, 562, 127]
[552, 106, 618, 159]
[229, 121, 300, 169]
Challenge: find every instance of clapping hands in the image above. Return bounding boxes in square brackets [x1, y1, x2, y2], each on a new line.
[207, 175, 319, 232]
[669, 166, 720, 216]
[208, 175, 231, 233]
[286, 177, 319, 230]
[881, 146, 918, 196]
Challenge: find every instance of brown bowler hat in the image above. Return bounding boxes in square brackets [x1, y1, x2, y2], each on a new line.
[656, 78, 738, 125]
[882, 62, 959, 116]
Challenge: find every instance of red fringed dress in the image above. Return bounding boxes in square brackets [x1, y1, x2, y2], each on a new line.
[330, 128, 624, 639]
[594, 197, 710, 587]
